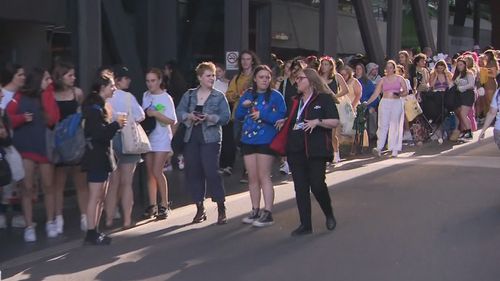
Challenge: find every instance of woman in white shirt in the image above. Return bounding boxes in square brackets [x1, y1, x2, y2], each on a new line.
[479, 89, 500, 149]
[453, 58, 476, 140]
[105, 66, 145, 229]
[142, 68, 177, 220]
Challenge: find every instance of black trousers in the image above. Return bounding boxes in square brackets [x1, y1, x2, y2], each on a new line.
[287, 150, 334, 229]
[219, 120, 236, 168]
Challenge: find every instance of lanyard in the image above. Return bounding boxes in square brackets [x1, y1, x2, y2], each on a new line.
[296, 94, 312, 123]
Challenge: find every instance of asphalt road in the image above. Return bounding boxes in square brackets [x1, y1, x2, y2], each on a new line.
[1, 130, 499, 281]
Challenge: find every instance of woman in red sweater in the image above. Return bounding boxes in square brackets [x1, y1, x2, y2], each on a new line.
[6, 68, 60, 242]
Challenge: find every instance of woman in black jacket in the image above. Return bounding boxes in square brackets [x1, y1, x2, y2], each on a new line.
[81, 75, 126, 245]
[279, 68, 340, 236]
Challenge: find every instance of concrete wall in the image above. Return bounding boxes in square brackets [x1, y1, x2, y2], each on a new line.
[0, 22, 51, 68]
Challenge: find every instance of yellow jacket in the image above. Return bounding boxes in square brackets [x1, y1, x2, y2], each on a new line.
[225, 73, 252, 118]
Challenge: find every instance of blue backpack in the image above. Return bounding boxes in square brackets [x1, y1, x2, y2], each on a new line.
[53, 112, 86, 164]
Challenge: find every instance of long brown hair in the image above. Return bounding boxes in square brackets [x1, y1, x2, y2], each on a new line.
[319, 56, 336, 80]
[302, 68, 338, 103]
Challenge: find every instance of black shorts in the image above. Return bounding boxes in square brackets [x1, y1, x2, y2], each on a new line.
[86, 170, 110, 183]
[241, 143, 276, 156]
[459, 90, 475, 107]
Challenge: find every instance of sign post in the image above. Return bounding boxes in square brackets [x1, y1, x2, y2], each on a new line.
[225, 51, 239, 71]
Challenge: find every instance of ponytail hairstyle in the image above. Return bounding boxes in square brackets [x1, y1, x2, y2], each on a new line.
[83, 74, 114, 119]
[250, 65, 273, 102]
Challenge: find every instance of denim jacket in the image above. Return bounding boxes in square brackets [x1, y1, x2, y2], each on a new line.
[176, 87, 230, 143]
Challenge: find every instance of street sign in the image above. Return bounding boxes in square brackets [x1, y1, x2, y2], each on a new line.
[226, 51, 239, 71]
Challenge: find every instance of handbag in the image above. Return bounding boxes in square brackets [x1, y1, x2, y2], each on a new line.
[336, 96, 356, 136]
[121, 95, 152, 154]
[270, 98, 299, 156]
[0, 148, 12, 186]
[171, 92, 193, 154]
[404, 95, 423, 122]
[4, 146, 24, 182]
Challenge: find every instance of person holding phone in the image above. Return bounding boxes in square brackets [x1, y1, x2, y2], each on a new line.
[366, 60, 408, 157]
[176, 62, 230, 225]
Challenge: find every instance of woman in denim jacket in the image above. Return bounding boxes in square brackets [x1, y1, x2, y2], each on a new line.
[176, 62, 230, 225]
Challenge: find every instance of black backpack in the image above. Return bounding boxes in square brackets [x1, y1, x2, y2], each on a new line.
[0, 147, 12, 186]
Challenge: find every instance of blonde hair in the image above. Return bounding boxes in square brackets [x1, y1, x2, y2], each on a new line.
[195, 61, 216, 76]
[302, 68, 339, 103]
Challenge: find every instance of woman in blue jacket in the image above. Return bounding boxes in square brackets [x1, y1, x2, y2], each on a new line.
[235, 65, 286, 227]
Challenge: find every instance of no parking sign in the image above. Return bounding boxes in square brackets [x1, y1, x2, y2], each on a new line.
[226, 51, 239, 71]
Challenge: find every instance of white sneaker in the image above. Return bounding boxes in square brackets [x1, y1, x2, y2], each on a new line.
[11, 214, 26, 228]
[24, 226, 36, 242]
[391, 150, 398, 158]
[46, 221, 58, 238]
[0, 214, 6, 229]
[114, 209, 121, 220]
[80, 214, 88, 231]
[178, 155, 185, 170]
[55, 215, 64, 234]
[279, 161, 290, 175]
[333, 152, 341, 163]
[372, 148, 381, 157]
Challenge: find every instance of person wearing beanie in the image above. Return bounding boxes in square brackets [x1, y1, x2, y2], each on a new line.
[366, 63, 382, 85]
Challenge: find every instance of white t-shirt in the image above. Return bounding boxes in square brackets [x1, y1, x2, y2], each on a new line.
[491, 89, 500, 130]
[214, 79, 228, 95]
[142, 91, 177, 152]
[108, 90, 145, 122]
[0, 88, 15, 109]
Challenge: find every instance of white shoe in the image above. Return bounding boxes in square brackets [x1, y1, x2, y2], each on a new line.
[46, 221, 58, 238]
[333, 152, 341, 163]
[11, 214, 26, 228]
[178, 155, 185, 170]
[80, 214, 88, 231]
[0, 214, 6, 229]
[114, 209, 121, 220]
[24, 226, 36, 242]
[372, 148, 381, 157]
[391, 151, 398, 158]
[279, 161, 290, 175]
[55, 215, 64, 234]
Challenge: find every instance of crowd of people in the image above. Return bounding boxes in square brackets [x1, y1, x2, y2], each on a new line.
[0, 44, 499, 245]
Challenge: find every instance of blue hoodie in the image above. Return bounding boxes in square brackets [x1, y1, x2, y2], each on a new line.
[235, 89, 287, 145]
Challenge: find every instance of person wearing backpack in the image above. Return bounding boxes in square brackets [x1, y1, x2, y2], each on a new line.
[6, 68, 60, 242]
[81, 74, 125, 245]
[51, 61, 88, 235]
[105, 66, 145, 229]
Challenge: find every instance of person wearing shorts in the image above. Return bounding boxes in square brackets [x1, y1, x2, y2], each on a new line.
[235, 65, 286, 227]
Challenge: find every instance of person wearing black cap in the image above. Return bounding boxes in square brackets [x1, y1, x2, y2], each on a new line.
[105, 66, 145, 229]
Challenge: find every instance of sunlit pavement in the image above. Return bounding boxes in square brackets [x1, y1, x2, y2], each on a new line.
[1, 129, 499, 281]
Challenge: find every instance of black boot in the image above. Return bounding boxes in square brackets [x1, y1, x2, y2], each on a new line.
[326, 215, 337, 231]
[84, 229, 111, 245]
[192, 202, 207, 223]
[216, 202, 227, 225]
[291, 225, 312, 236]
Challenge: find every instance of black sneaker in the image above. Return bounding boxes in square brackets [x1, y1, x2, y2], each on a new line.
[241, 208, 260, 224]
[143, 205, 158, 219]
[156, 204, 171, 220]
[464, 131, 473, 140]
[252, 210, 274, 227]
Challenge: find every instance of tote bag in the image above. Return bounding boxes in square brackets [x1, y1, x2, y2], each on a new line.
[404, 95, 423, 122]
[4, 146, 24, 182]
[121, 95, 152, 154]
[270, 99, 299, 156]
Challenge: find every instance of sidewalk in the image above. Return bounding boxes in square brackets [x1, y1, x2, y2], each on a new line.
[0, 129, 497, 266]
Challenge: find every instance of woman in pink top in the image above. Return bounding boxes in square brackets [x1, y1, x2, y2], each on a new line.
[366, 60, 408, 157]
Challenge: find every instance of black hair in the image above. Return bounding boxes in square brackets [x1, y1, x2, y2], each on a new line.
[83, 75, 113, 119]
[0, 63, 23, 85]
[20, 67, 46, 98]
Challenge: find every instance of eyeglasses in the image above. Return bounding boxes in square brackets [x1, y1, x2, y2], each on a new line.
[295, 76, 307, 83]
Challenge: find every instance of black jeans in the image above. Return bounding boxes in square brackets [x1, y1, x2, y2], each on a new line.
[184, 126, 225, 203]
[287, 150, 334, 229]
[219, 120, 236, 168]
